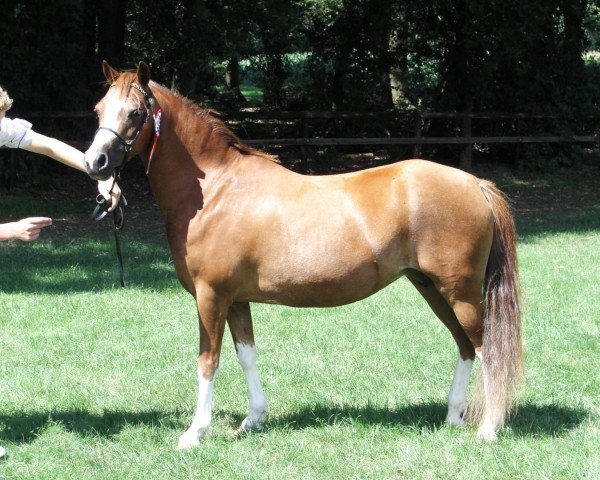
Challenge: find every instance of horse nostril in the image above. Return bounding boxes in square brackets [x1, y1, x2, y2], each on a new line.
[96, 154, 108, 171]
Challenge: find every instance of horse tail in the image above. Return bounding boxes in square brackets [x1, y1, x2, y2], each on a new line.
[469, 180, 524, 431]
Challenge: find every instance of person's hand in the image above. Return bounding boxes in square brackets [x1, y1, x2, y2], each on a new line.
[10, 217, 52, 241]
[97, 177, 122, 212]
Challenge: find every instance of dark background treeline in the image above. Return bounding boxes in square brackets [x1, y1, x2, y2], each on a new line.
[1, 0, 600, 181]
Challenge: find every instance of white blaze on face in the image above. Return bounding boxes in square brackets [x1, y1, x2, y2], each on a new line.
[84, 88, 132, 172]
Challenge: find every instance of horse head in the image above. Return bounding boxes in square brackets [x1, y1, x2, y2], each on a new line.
[85, 61, 154, 180]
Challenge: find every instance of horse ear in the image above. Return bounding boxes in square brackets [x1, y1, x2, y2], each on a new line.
[102, 60, 119, 84]
[137, 61, 151, 87]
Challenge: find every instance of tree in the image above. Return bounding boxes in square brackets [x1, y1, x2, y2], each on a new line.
[247, 0, 303, 108]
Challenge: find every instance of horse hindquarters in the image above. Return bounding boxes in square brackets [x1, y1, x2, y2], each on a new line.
[437, 180, 522, 440]
[407, 170, 522, 440]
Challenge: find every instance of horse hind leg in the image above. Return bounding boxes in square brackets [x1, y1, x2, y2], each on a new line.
[449, 287, 518, 441]
[422, 272, 517, 441]
[408, 277, 475, 427]
[227, 302, 268, 435]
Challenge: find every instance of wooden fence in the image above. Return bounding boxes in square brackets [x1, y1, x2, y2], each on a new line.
[11, 110, 600, 171]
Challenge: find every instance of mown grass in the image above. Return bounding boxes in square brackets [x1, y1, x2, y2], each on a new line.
[0, 167, 599, 479]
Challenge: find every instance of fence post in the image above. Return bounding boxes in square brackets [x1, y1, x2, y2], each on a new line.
[459, 114, 473, 170]
[299, 116, 309, 173]
[514, 118, 524, 173]
[413, 112, 423, 158]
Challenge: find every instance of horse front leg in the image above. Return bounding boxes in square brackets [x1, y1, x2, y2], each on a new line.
[227, 302, 268, 435]
[178, 288, 229, 449]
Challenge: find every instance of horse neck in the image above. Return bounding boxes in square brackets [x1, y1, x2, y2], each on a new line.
[144, 88, 239, 215]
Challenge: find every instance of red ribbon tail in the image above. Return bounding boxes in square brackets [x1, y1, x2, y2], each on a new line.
[146, 136, 159, 175]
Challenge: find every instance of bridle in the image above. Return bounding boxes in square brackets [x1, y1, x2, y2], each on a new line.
[94, 82, 153, 166]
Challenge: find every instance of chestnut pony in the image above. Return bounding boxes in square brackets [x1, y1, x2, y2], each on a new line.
[85, 62, 523, 447]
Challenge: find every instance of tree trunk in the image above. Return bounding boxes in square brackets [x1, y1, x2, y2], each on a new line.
[459, 98, 474, 171]
[263, 53, 286, 108]
[81, 0, 100, 100]
[225, 56, 247, 104]
[561, 0, 586, 72]
[376, 43, 394, 110]
[62, 0, 97, 107]
[388, 31, 408, 108]
[372, 0, 394, 109]
[331, 48, 349, 111]
[388, 10, 409, 108]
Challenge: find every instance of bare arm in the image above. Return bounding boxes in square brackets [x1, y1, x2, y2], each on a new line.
[23, 131, 86, 171]
[23, 132, 122, 211]
[0, 217, 52, 241]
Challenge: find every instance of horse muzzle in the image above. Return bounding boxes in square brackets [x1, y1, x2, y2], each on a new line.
[84, 148, 118, 180]
[84, 131, 125, 180]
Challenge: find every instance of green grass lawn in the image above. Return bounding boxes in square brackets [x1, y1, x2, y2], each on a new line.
[0, 166, 599, 479]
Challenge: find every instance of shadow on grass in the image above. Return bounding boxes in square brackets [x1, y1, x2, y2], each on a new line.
[508, 403, 590, 437]
[0, 401, 588, 445]
[3, 211, 597, 295]
[516, 208, 600, 242]
[0, 409, 183, 444]
[0, 236, 178, 294]
[257, 402, 448, 432]
[256, 401, 589, 438]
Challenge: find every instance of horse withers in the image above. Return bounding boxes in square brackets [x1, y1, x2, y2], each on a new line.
[84, 61, 523, 446]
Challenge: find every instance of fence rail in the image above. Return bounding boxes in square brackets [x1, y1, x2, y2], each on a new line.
[10, 110, 600, 171]
[20, 110, 600, 120]
[244, 135, 600, 146]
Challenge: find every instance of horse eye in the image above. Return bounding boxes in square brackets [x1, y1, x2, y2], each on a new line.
[129, 108, 141, 118]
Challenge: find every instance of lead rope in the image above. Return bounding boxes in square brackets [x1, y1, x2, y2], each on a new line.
[92, 173, 128, 287]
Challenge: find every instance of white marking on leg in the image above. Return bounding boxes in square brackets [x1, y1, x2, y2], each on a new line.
[446, 355, 473, 427]
[475, 350, 499, 441]
[178, 367, 217, 449]
[235, 343, 268, 434]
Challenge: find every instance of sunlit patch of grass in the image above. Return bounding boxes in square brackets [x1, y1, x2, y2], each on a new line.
[240, 85, 264, 103]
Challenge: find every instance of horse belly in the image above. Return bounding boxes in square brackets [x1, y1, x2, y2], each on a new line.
[252, 267, 387, 307]
[248, 238, 406, 307]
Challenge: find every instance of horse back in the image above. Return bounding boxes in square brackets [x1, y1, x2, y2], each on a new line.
[181, 158, 493, 306]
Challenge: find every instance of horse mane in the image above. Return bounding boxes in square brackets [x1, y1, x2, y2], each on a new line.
[150, 81, 278, 163]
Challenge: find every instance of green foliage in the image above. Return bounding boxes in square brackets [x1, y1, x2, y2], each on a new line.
[1, 0, 599, 179]
[0, 1, 91, 111]
[125, 1, 221, 99]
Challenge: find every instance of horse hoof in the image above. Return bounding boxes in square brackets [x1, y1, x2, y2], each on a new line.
[178, 432, 200, 450]
[446, 415, 466, 427]
[446, 405, 467, 427]
[476, 426, 498, 441]
[233, 416, 264, 438]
